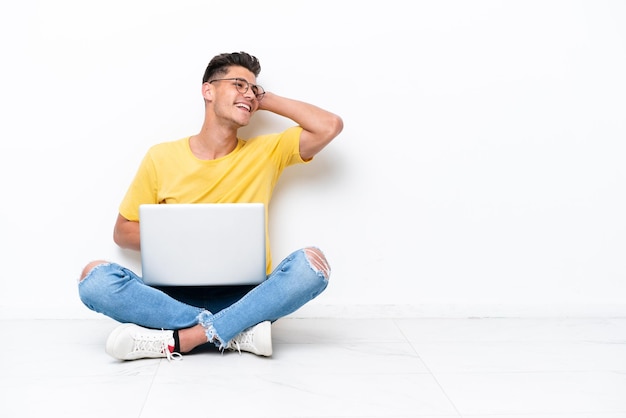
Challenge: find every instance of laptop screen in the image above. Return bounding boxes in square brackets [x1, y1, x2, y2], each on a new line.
[139, 203, 266, 286]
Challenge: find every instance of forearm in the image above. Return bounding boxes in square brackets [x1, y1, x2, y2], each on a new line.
[113, 214, 141, 251]
[259, 92, 337, 133]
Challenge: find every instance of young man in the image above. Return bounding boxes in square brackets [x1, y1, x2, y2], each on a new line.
[78, 51, 343, 360]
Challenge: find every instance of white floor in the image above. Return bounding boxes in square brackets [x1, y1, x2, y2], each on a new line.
[2, 317, 626, 418]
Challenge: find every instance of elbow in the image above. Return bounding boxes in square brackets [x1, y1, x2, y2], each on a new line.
[112, 219, 140, 251]
[112, 226, 124, 248]
[300, 114, 344, 160]
[328, 114, 344, 139]
[317, 114, 343, 146]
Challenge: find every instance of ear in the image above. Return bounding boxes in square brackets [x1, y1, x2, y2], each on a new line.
[201, 82, 213, 102]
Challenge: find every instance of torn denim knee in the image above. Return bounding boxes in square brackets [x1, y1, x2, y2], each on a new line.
[303, 246, 331, 280]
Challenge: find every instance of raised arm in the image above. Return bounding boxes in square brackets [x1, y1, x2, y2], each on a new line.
[258, 92, 343, 161]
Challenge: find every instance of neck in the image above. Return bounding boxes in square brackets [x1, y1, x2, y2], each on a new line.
[189, 123, 238, 160]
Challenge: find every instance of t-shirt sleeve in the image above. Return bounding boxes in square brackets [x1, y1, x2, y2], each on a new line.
[275, 125, 309, 167]
[118, 150, 159, 221]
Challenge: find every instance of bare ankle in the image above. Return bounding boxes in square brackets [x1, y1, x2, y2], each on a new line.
[178, 324, 209, 352]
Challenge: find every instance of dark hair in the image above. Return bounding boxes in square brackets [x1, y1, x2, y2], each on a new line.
[202, 51, 261, 83]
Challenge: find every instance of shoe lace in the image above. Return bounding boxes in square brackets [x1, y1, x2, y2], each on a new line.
[166, 349, 183, 362]
[228, 329, 254, 355]
[132, 333, 182, 362]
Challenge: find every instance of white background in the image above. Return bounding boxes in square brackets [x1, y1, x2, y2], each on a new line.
[1, 0, 624, 319]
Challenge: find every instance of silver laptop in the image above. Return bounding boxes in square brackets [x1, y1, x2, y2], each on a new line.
[139, 203, 266, 286]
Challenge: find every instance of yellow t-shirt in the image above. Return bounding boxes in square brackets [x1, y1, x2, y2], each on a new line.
[119, 125, 306, 273]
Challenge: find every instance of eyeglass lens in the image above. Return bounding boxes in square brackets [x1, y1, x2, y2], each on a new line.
[231, 79, 262, 97]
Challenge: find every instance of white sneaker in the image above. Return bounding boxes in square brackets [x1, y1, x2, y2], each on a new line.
[227, 321, 272, 357]
[106, 323, 182, 361]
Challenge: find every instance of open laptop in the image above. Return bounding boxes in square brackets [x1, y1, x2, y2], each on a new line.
[139, 203, 266, 286]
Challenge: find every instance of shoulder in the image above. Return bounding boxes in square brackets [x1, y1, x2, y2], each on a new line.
[243, 126, 302, 149]
[147, 137, 189, 154]
[241, 126, 305, 166]
[142, 137, 190, 163]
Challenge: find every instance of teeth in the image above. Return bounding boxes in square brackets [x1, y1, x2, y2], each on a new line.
[237, 104, 251, 112]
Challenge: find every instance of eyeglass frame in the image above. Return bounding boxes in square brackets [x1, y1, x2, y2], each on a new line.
[208, 77, 266, 100]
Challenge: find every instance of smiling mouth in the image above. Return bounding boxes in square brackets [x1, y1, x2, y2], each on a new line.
[236, 103, 251, 112]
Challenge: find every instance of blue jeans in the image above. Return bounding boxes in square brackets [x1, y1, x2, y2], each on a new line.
[78, 248, 329, 347]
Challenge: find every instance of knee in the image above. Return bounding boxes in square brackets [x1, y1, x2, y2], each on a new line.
[79, 260, 109, 282]
[303, 247, 331, 280]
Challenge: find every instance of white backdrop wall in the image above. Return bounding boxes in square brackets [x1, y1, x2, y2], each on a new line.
[1, 0, 624, 319]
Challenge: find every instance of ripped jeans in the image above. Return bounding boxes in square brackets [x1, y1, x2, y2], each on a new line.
[78, 247, 329, 348]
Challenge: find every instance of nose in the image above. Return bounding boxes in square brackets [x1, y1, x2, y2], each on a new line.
[242, 86, 256, 100]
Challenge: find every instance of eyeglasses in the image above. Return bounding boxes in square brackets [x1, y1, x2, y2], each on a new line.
[209, 78, 265, 100]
